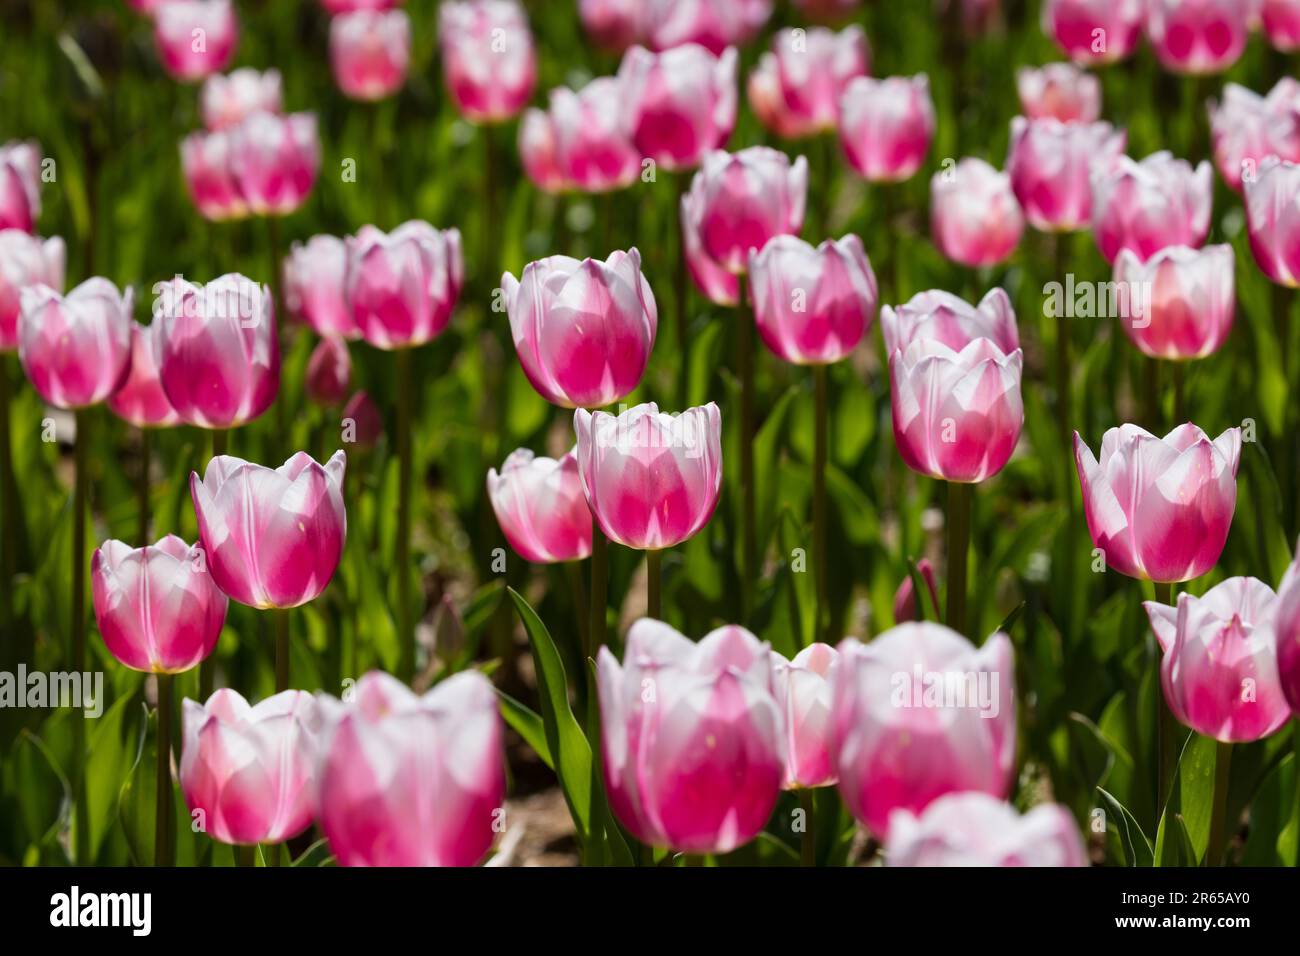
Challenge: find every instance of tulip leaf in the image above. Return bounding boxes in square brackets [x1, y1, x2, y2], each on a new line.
[1174, 734, 1219, 864]
[1096, 787, 1152, 867]
[290, 838, 336, 867]
[495, 688, 553, 770]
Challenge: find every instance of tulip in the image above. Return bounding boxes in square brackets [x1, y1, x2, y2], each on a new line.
[108, 322, 182, 428]
[893, 557, 939, 623]
[190, 450, 347, 610]
[180, 129, 247, 221]
[1146, 0, 1248, 75]
[618, 44, 738, 172]
[200, 68, 282, 131]
[341, 390, 383, 450]
[1016, 63, 1101, 124]
[930, 159, 1024, 267]
[1274, 547, 1300, 711]
[283, 235, 360, 339]
[501, 249, 657, 408]
[91, 535, 227, 673]
[321, 0, 402, 11]
[305, 338, 352, 407]
[438, 0, 536, 124]
[487, 447, 593, 563]
[518, 109, 567, 194]
[771, 642, 838, 789]
[1113, 244, 1234, 360]
[1074, 423, 1241, 583]
[153, 0, 238, 82]
[155, 274, 278, 429]
[886, 792, 1087, 866]
[680, 193, 740, 305]
[579, 0, 648, 50]
[748, 26, 869, 140]
[597, 620, 784, 853]
[0, 230, 64, 352]
[344, 221, 463, 350]
[831, 624, 1016, 838]
[330, 10, 410, 102]
[1263, 0, 1300, 50]
[1091, 152, 1212, 264]
[227, 112, 320, 217]
[1209, 80, 1300, 193]
[548, 78, 642, 194]
[1041, 0, 1143, 64]
[0, 141, 41, 233]
[647, 0, 772, 55]
[837, 75, 935, 184]
[316, 670, 504, 867]
[181, 688, 320, 845]
[18, 279, 132, 410]
[1006, 118, 1125, 233]
[1244, 156, 1300, 286]
[881, 287, 1019, 357]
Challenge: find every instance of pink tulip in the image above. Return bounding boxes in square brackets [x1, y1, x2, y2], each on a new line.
[155, 274, 278, 429]
[1041, 0, 1143, 64]
[127, 0, 162, 12]
[153, 0, 238, 83]
[0, 230, 63, 352]
[831, 624, 1016, 838]
[180, 129, 247, 221]
[18, 279, 132, 410]
[518, 109, 567, 193]
[887, 792, 1087, 866]
[283, 235, 360, 339]
[681, 192, 740, 305]
[1146, 0, 1249, 75]
[341, 390, 383, 450]
[579, 0, 649, 50]
[597, 620, 784, 853]
[1113, 244, 1234, 360]
[1007, 118, 1125, 233]
[0, 141, 41, 233]
[771, 642, 838, 789]
[191, 451, 347, 609]
[837, 75, 935, 184]
[748, 26, 869, 140]
[316, 670, 504, 867]
[501, 249, 657, 408]
[181, 688, 319, 845]
[574, 402, 722, 551]
[438, 0, 536, 124]
[548, 78, 642, 194]
[320, 0, 402, 11]
[200, 68, 282, 131]
[344, 221, 463, 350]
[747, 234, 877, 365]
[893, 557, 939, 623]
[881, 287, 1019, 357]
[647, 0, 772, 55]
[487, 447, 593, 563]
[91, 536, 227, 673]
[1244, 156, 1300, 287]
[618, 44, 738, 173]
[1144, 578, 1291, 743]
[1274, 547, 1300, 711]
[681, 147, 808, 275]
[1091, 152, 1212, 264]
[890, 337, 1024, 484]
[108, 322, 182, 428]
[330, 10, 410, 102]
[1210, 80, 1300, 193]
[930, 158, 1024, 267]
[305, 337, 352, 407]
[1263, 0, 1300, 50]
[227, 112, 320, 217]
[1016, 63, 1101, 124]
[1074, 424, 1241, 583]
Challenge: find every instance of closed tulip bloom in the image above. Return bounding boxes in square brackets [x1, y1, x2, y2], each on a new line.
[1244, 156, 1300, 286]
[1074, 423, 1241, 583]
[1042, 0, 1143, 64]
[1263, 0, 1300, 50]
[345, 221, 463, 350]
[574, 402, 722, 551]
[579, 0, 648, 50]
[549, 78, 642, 194]
[181, 689, 319, 845]
[747, 234, 877, 365]
[1210, 81, 1300, 193]
[831, 625, 1016, 838]
[283, 235, 360, 340]
[191, 451, 347, 609]
[316, 670, 504, 867]
[153, 0, 238, 82]
[321, 0, 403, 11]
[1146, 0, 1248, 75]
[518, 109, 567, 193]
[487, 447, 593, 563]
[597, 620, 784, 853]
[201, 68, 282, 130]
[838, 75, 935, 184]
[881, 287, 1019, 357]
[748, 27, 868, 140]
[227, 112, 320, 217]
[108, 322, 182, 428]
[1091, 152, 1212, 264]
[1274, 548, 1300, 711]
[330, 10, 410, 102]
[180, 129, 246, 221]
[618, 44, 738, 172]
[893, 557, 939, 623]
[19, 279, 132, 410]
[438, 0, 536, 123]
[342, 390, 383, 450]
[1144, 578, 1291, 743]
[681, 190, 740, 305]
[501, 249, 657, 408]
[682, 147, 808, 275]
[771, 643, 838, 789]
[305, 337, 352, 407]
[890, 338, 1024, 484]
[1007, 118, 1125, 233]
[155, 274, 278, 429]
[930, 158, 1024, 267]
[0, 230, 63, 351]
[0, 141, 41, 233]
[887, 792, 1087, 867]
[1113, 244, 1234, 360]
[648, 0, 772, 55]
[1016, 63, 1101, 124]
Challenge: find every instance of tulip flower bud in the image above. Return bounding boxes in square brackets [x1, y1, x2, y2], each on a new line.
[881, 288, 1019, 357]
[108, 321, 182, 428]
[1006, 118, 1125, 232]
[893, 557, 939, 623]
[200, 68, 282, 131]
[1244, 156, 1300, 287]
[1209, 80, 1300, 193]
[341, 390, 383, 450]
[618, 44, 737, 172]
[0, 230, 63, 352]
[180, 129, 247, 221]
[518, 109, 567, 194]
[1113, 244, 1234, 360]
[330, 10, 411, 102]
[438, 0, 536, 123]
[548, 78, 642, 194]
[320, 0, 402, 11]
[283, 235, 359, 340]
[1146, 0, 1248, 75]
[648, 0, 772, 56]
[1263, 0, 1300, 51]
[1091, 151, 1211, 264]
[345, 221, 463, 350]
[930, 158, 1024, 267]
[19, 278, 133, 410]
[748, 26, 868, 139]
[680, 188, 740, 305]
[887, 792, 1087, 866]
[227, 112, 320, 217]
[487, 447, 593, 563]
[0, 141, 42, 233]
[838, 75, 935, 184]
[1016, 63, 1101, 123]
[153, 0, 238, 83]
[1041, 0, 1143, 65]
[579, 0, 648, 50]
[305, 337, 352, 408]
[771, 643, 838, 789]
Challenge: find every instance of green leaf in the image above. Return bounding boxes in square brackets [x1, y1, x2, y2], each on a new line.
[1097, 786, 1153, 867]
[495, 689, 553, 769]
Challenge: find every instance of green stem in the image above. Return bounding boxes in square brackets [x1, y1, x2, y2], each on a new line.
[945, 481, 971, 637]
[737, 281, 757, 620]
[266, 216, 287, 450]
[274, 608, 290, 692]
[1054, 233, 1078, 644]
[589, 528, 608, 655]
[1206, 740, 1233, 866]
[1153, 580, 1178, 816]
[1172, 362, 1185, 426]
[812, 364, 828, 647]
[483, 123, 497, 289]
[72, 409, 90, 864]
[646, 549, 661, 620]
[674, 172, 689, 403]
[155, 674, 173, 867]
[396, 348, 415, 682]
[798, 789, 816, 868]
[566, 560, 589, 660]
[137, 427, 151, 545]
[236, 844, 257, 867]
[199, 428, 228, 701]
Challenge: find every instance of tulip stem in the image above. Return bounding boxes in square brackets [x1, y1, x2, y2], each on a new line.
[1206, 740, 1233, 867]
[72, 409, 90, 865]
[1153, 580, 1178, 816]
[154, 674, 173, 867]
[396, 348, 415, 682]
[483, 123, 497, 289]
[673, 172, 689, 403]
[199, 429, 228, 701]
[945, 481, 970, 637]
[1171, 363, 1185, 425]
[137, 427, 151, 545]
[1054, 232, 1078, 647]
[566, 560, 589, 662]
[589, 529, 608, 656]
[812, 364, 828, 647]
[274, 608, 290, 692]
[798, 789, 816, 867]
[646, 549, 661, 620]
[737, 282, 757, 620]
[236, 844, 257, 868]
